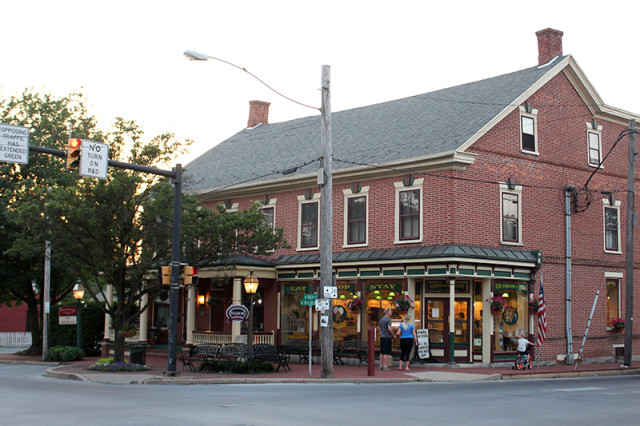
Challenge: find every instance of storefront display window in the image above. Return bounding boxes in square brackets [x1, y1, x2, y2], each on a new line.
[332, 282, 358, 343]
[365, 281, 404, 350]
[473, 281, 483, 352]
[492, 282, 529, 352]
[281, 283, 312, 342]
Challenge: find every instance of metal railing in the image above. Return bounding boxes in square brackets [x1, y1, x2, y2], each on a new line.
[192, 331, 274, 345]
[0, 332, 32, 347]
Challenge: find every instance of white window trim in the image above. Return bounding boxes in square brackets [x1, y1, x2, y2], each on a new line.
[587, 122, 603, 168]
[297, 193, 321, 251]
[260, 198, 277, 230]
[220, 202, 239, 213]
[343, 186, 369, 248]
[603, 198, 622, 254]
[394, 178, 424, 244]
[499, 183, 523, 246]
[519, 106, 539, 155]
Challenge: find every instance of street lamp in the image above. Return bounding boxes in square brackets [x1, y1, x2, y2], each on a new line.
[72, 281, 84, 350]
[243, 270, 259, 347]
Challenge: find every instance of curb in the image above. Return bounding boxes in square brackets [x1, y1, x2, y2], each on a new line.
[42, 365, 640, 385]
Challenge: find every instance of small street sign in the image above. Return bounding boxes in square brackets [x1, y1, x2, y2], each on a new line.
[0, 124, 29, 165]
[303, 293, 318, 301]
[58, 306, 77, 325]
[315, 298, 330, 312]
[324, 286, 337, 299]
[80, 140, 109, 179]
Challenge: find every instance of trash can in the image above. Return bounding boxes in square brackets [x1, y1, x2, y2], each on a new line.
[129, 343, 147, 365]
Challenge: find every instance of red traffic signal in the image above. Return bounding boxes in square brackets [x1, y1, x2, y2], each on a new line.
[66, 138, 82, 170]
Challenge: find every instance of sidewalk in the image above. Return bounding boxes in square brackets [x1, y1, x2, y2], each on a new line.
[1, 348, 638, 385]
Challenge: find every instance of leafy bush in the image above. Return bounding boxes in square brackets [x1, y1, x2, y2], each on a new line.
[201, 360, 275, 374]
[50, 302, 105, 356]
[86, 361, 150, 372]
[47, 345, 84, 362]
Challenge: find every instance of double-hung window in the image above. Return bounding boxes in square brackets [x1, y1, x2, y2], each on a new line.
[519, 105, 538, 154]
[587, 122, 603, 167]
[603, 198, 621, 253]
[298, 193, 320, 250]
[500, 183, 522, 245]
[394, 178, 423, 244]
[343, 186, 369, 247]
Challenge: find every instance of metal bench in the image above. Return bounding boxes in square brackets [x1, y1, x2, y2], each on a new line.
[245, 344, 290, 372]
[180, 344, 221, 372]
[337, 339, 368, 366]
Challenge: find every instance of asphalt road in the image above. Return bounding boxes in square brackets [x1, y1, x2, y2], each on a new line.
[1, 364, 639, 425]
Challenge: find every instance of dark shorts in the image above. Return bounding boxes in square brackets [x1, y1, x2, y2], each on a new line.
[380, 337, 392, 355]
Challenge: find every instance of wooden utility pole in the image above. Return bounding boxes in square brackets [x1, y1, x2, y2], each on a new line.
[624, 120, 636, 367]
[320, 65, 333, 378]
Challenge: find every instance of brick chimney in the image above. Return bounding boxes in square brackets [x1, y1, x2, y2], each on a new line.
[247, 100, 270, 128]
[536, 28, 563, 66]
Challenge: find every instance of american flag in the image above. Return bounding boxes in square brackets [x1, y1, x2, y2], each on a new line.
[537, 274, 547, 346]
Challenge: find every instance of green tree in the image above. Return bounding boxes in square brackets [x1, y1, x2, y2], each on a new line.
[0, 90, 101, 354]
[2, 91, 288, 362]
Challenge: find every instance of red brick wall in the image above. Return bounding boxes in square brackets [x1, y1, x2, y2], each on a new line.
[202, 71, 638, 362]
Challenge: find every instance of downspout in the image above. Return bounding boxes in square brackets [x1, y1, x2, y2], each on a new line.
[565, 185, 575, 364]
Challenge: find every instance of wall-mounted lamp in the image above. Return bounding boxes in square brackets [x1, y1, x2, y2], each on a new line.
[198, 295, 206, 305]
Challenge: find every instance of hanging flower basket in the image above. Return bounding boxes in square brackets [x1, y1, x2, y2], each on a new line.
[487, 295, 506, 314]
[529, 298, 540, 314]
[347, 298, 364, 312]
[394, 294, 414, 312]
[118, 330, 136, 338]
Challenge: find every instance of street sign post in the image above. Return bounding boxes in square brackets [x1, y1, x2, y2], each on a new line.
[0, 124, 29, 165]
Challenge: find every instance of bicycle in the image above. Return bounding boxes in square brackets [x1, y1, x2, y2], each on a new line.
[512, 348, 532, 370]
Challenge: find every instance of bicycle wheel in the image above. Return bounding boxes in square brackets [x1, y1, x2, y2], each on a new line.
[514, 356, 524, 370]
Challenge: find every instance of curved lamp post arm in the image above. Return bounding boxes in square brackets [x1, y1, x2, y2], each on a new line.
[183, 50, 320, 112]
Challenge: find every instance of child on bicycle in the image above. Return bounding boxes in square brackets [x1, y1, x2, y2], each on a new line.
[517, 331, 533, 357]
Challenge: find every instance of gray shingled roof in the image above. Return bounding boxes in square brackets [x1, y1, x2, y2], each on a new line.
[274, 244, 537, 266]
[184, 60, 563, 193]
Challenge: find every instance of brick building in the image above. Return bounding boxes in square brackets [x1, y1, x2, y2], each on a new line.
[173, 28, 639, 365]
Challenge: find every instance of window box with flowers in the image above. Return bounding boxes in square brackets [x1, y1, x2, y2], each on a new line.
[347, 298, 364, 312]
[487, 295, 506, 315]
[394, 294, 414, 312]
[608, 317, 625, 333]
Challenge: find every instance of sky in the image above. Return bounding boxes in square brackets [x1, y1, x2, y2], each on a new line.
[2, 0, 639, 167]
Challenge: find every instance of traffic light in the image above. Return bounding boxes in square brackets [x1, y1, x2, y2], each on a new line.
[160, 266, 171, 285]
[183, 266, 194, 285]
[66, 138, 82, 171]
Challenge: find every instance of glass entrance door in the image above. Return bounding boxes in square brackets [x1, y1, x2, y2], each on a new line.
[425, 298, 470, 362]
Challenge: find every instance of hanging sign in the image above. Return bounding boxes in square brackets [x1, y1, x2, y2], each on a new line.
[226, 304, 249, 322]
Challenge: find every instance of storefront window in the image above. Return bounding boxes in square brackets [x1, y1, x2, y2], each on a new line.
[365, 281, 404, 350]
[332, 282, 358, 343]
[281, 283, 312, 342]
[473, 281, 483, 352]
[492, 282, 529, 352]
[606, 279, 620, 327]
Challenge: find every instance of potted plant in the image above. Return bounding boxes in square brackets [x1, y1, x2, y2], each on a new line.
[529, 298, 540, 314]
[118, 323, 137, 338]
[608, 317, 625, 332]
[347, 297, 364, 312]
[487, 295, 506, 314]
[394, 294, 414, 312]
